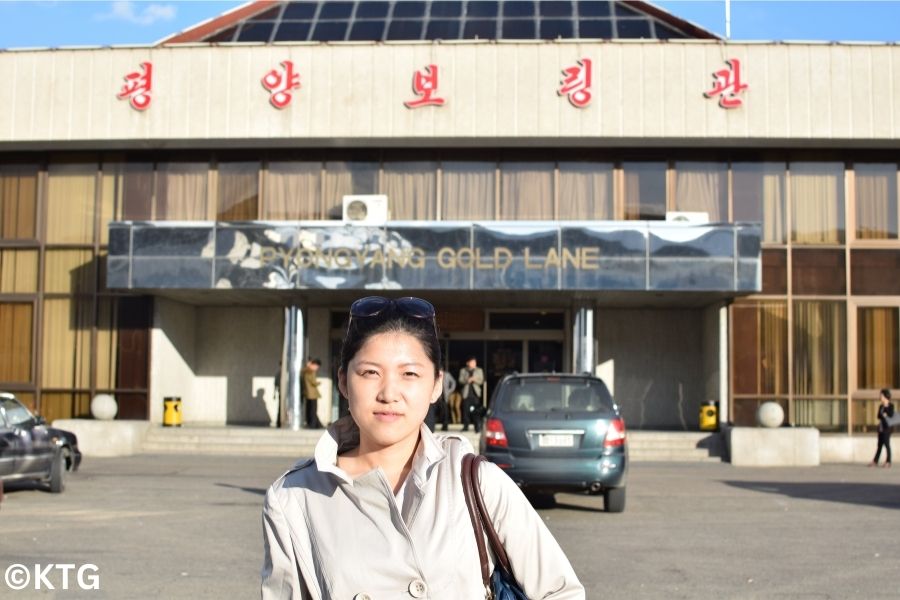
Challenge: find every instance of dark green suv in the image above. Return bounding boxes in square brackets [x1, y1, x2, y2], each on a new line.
[479, 373, 628, 512]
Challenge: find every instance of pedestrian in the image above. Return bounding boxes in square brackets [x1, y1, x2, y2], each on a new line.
[261, 296, 584, 599]
[301, 358, 324, 429]
[870, 388, 894, 468]
[440, 368, 455, 431]
[458, 356, 484, 433]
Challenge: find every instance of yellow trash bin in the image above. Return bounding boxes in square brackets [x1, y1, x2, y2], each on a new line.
[163, 396, 182, 427]
[699, 400, 718, 431]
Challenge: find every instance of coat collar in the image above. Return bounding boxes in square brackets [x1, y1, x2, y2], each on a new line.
[313, 415, 447, 487]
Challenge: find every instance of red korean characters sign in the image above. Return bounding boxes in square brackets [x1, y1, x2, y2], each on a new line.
[261, 60, 301, 109]
[704, 58, 748, 109]
[117, 62, 153, 111]
[404, 64, 445, 108]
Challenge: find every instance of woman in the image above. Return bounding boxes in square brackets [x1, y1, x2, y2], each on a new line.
[870, 388, 894, 468]
[261, 296, 584, 599]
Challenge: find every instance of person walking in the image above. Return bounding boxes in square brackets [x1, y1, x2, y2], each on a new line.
[261, 296, 584, 599]
[870, 388, 894, 468]
[458, 356, 484, 433]
[301, 358, 324, 429]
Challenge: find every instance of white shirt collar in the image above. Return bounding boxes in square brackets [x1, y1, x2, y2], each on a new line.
[313, 415, 447, 488]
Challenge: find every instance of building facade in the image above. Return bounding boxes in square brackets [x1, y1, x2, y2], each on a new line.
[0, 1, 898, 433]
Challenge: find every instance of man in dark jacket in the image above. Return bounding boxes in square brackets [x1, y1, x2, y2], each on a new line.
[301, 358, 323, 429]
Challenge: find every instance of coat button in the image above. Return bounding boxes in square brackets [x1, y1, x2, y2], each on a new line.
[408, 579, 427, 598]
[352, 594, 372, 600]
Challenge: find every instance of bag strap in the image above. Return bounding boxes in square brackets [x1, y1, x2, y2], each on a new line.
[467, 454, 514, 575]
[461, 453, 492, 597]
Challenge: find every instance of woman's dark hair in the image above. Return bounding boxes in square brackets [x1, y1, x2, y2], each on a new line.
[882, 388, 892, 401]
[339, 310, 442, 378]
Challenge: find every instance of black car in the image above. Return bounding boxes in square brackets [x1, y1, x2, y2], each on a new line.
[0, 392, 81, 493]
[480, 373, 628, 512]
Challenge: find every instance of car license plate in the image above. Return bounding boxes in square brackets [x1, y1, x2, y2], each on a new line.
[538, 434, 574, 448]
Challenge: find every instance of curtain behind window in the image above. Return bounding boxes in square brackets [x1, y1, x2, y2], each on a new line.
[623, 162, 666, 220]
[674, 162, 727, 221]
[217, 162, 259, 221]
[264, 162, 322, 220]
[46, 163, 96, 244]
[790, 163, 844, 244]
[855, 164, 897, 240]
[383, 162, 437, 220]
[0, 165, 38, 240]
[858, 307, 899, 389]
[0, 303, 32, 383]
[733, 163, 786, 243]
[41, 298, 92, 389]
[500, 162, 553, 220]
[323, 162, 378, 221]
[793, 300, 846, 396]
[157, 162, 208, 220]
[761, 303, 788, 395]
[558, 162, 613, 220]
[441, 162, 495, 220]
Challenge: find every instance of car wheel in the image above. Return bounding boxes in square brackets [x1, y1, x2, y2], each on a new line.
[604, 487, 625, 513]
[48, 449, 67, 494]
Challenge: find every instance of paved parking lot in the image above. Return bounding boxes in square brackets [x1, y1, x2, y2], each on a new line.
[1, 454, 898, 599]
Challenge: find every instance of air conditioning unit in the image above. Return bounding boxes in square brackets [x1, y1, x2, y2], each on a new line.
[665, 211, 710, 224]
[342, 195, 388, 226]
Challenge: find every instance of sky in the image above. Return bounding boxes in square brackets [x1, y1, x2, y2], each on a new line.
[0, 0, 899, 49]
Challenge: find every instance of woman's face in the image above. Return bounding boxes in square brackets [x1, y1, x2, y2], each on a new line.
[338, 330, 442, 451]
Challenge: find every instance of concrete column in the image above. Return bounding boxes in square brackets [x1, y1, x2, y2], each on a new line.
[281, 306, 305, 431]
[572, 306, 595, 374]
[719, 304, 730, 425]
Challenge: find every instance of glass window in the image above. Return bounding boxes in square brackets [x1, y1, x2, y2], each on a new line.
[858, 307, 899, 390]
[793, 300, 846, 397]
[578, 19, 612, 38]
[46, 162, 96, 245]
[101, 162, 154, 221]
[0, 164, 38, 240]
[323, 162, 378, 220]
[733, 398, 788, 427]
[41, 298, 92, 389]
[794, 398, 847, 432]
[790, 162, 845, 244]
[156, 162, 209, 220]
[499, 162, 553, 219]
[44, 249, 94, 294]
[382, 162, 437, 220]
[855, 163, 898, 240]
[37, 392, 91, 422]
[558, 162, 613, 219]
[441, 161, 495, 220]
[623, 162, 666, 220]
[0, 303, 33, 383]
[761, 249, 787, 295]
[217, 161, 259, 221]
[616, 18, 652, 38]
[0, 249, 38, 293]
[264, 161, 322, 220]
[674, 162, 727, 222]
[732, 302, 788, 396]
[732, 162, 786, 244]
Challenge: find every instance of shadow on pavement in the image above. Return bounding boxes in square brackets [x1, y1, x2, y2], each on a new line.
[215, 482, 267, 496]
[723, 480, 900, 510]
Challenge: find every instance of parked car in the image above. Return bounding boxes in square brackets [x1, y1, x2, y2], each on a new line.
[0, 392, 81, 493]
[479, 373, 628, 512]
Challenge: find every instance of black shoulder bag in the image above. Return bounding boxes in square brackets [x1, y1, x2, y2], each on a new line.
[461, 453, 529, 600]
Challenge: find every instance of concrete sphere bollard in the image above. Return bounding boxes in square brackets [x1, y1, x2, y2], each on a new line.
[756, 401, 784, 428]
[91, 394, 118, 421]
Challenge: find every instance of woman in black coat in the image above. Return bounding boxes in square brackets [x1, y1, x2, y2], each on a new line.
[870, 389, 894, 468]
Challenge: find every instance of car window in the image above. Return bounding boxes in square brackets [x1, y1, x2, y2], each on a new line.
[500, 379, 614, 412]
[0, 399, 34, 427]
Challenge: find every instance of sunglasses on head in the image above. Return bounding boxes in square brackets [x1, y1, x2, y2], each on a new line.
[349, 296, 436, 324]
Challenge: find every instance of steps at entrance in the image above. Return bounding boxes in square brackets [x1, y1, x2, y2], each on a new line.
[140, 426, 725, 462]
[626, 431, 726, 462]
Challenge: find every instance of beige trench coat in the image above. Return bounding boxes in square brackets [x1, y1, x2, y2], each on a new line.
[261, 416, 584, 600]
